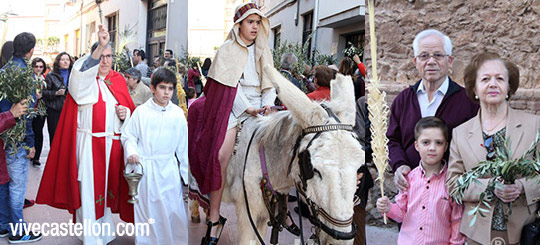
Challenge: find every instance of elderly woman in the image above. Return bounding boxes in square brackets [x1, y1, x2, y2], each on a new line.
[125, 67, 152, 107]
[447, 52, 540, 245]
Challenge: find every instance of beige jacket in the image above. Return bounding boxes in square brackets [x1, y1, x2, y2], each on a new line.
[447, 107, 540, 245]
[130, 83, 152, 107]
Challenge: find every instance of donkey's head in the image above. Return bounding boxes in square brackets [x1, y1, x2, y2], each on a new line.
[265, 65, 365, 244]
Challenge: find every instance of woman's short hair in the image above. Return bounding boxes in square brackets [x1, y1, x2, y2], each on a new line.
[125, 68, 142, 82]
[53, 52, 74, 74]
[31, 57, 46, 70]
[463, 52, 519, 102]
[313, 65, 335, 88]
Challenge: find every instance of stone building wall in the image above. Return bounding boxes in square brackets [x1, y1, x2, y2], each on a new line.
[366, 0, 540, 114]
[364, 1, 540, 227]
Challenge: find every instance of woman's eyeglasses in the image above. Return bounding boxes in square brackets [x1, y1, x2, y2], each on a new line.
[33, 65, 43, 68]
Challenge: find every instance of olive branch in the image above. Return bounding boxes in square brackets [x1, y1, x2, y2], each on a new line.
[0, 60, 45, 152]
[450, 132, 540, 226]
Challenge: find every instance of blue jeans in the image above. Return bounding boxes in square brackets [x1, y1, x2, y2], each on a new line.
[0, 183, 9, 231]
[0, 146, 29, 232]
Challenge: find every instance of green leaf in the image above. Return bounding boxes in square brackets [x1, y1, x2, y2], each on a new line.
[467, 206, 477, 216]
[469, 215, 477, 227]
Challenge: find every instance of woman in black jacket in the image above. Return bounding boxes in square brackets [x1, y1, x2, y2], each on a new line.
[43, 52, 73, 142]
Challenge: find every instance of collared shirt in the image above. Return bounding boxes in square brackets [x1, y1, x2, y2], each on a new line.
[417, 77, 449, 117]
[387, 162, 464, 245]
[136, 61, 149, 78]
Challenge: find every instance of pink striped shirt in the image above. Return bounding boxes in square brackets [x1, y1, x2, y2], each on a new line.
[387, 163, 464, 245]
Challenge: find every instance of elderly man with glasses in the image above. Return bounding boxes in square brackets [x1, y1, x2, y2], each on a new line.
[387, 29, 479, 193]
[36, 25, 136, 244]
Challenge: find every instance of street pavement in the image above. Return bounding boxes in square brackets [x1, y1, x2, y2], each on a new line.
[0, 122, 398, 244]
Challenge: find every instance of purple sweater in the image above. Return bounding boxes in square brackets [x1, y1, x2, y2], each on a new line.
[387, 79, 479, 172]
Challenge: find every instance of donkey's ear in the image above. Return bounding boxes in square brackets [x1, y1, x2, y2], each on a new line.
[264, 65, 326, 128]
[328, 74, 356, 125]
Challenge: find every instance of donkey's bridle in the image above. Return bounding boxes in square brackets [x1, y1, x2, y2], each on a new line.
[287, 104, 358, 241]
[242, 104, 358, 245]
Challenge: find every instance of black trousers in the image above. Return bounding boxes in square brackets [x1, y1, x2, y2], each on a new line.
[46, 108, 62, 144]
[31, 114, 46, 162]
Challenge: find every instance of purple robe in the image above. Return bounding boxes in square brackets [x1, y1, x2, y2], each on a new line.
[189, 78, 237, 194]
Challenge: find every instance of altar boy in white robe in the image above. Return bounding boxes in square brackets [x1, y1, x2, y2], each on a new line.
[121, 68, 189, 244]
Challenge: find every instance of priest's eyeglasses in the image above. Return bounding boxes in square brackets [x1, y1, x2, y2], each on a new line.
[416, 52, 448, 61]
[101, 54, 113, 60]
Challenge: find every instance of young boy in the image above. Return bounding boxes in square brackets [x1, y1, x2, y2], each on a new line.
[121, 68, 189, 244]
[186, 87, 197, 108]
[377, 116, 464, 244]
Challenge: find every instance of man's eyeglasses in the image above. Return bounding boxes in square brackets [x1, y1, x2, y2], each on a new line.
[33, 65, 43, 68]
[416, 52, 448, 61]
[101, 54, 113, 60]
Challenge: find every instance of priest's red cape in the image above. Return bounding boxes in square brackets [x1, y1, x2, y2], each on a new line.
[36, 70, 136, 223]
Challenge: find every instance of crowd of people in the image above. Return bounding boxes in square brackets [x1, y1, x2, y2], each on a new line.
[5, 6, 538, 245]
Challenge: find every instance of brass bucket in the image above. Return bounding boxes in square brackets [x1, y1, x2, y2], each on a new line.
[124, 162, 144, 204]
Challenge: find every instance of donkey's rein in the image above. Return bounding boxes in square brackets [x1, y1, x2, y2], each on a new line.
[242, 126, 267, 245]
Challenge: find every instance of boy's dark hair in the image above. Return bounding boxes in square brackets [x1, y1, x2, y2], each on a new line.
[414, 116, 449, 141]
[13, 32, 36, 57]
[313, 65, 335, 88]
[135, 49, 146, 60]
[186, 87, 196, 99]
[165, 49, 173, 55]
[151, 67, 177, 87]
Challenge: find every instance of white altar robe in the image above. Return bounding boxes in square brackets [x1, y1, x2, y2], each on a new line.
[69, 56, 131, 244]
[121, 98, 189, 245]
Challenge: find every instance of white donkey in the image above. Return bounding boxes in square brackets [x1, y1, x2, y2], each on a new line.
[222, 65, 365, 244]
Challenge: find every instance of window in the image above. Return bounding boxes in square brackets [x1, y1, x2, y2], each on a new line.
[64, 34, 69, 53]
[148, 4, 167, 38]
[302, 12, 313, 59]
[85, 22, 95, 54]
[147, 0, 168, 64]
[345, 31, 364, 60]
[273, 26, 281, 50]
[107, 13, 118, 50]
[75, 29, 80, 56]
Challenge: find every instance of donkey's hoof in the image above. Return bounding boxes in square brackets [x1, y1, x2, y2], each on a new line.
[191, 215, 201, 223]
